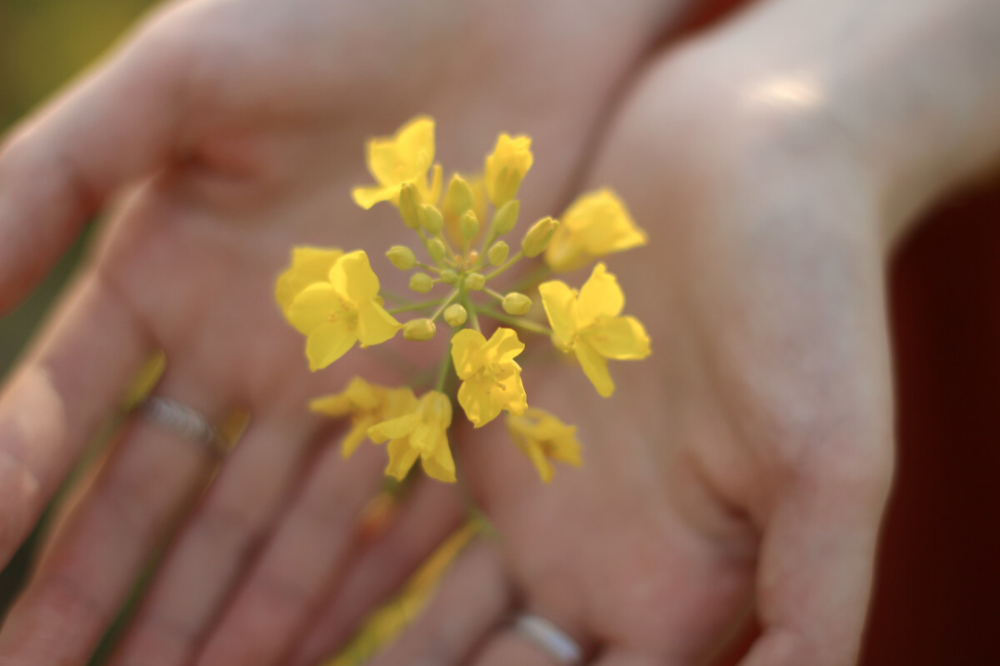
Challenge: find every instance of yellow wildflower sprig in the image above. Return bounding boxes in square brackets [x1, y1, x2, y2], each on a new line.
[276, 115, 652, 485]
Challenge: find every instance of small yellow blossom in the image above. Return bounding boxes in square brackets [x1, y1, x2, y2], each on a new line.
[368, 391, 456, 483]
[443, 174, 487, 247]
[545, 189, 647, 272]
[286, 251, 402, 371]
[451, 328, 528, 428]
[311, 378, 417, 457]
[539, 263, 651, 397]
[507, 408, 582, 483]
[275, 247, 344, 315]
[485, 134, 533, 206]
[352, 116, 442, 209]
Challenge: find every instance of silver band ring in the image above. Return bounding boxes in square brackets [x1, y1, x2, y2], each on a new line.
[513, 614, 583, 664]
[139, 397, 228, 457]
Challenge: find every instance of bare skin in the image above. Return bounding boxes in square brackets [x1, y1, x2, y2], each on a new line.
[1, 0, 999, 665]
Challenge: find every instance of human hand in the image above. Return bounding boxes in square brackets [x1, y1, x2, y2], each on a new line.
[355, 1, 1000, 665]
[0, 0, 683, 663]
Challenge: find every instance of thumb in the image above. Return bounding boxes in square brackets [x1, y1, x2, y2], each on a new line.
[0, 9, 191, 311]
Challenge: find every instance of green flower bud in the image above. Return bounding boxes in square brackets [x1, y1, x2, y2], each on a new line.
[490, 199, 520, 236]
[398, 183, 421, 230]
[466, 273, 486, 290]
[487, 241, 510, 266]
[403, 318, 437, 341]
[460, 210, 480, 242]
[521, 216, 559, 258]
[419, 204, 444, 234]
[409, 272, 434, 293]
[386, 245, 417, 271]
[440, 269, 458, 284]
[502, 292, 532, 316]
[443, 304, 468, 327]
[445, 174, 474, 215]
[427, 238, 447, 263]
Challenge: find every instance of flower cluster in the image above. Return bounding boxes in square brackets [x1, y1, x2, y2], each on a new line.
[276, 116, 650, 484]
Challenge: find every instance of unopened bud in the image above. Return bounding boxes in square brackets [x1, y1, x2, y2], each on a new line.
[386, 245, 416, 270]
[440, 269, 458, 284]
[409, 273, 434, 293]
[403, 318, 437, 341]
[460, 210, 480, 242]
[487, 241, 510, 266]
[502, 292, 533, 316]
[466, 273, 486, 291]
[398, 184, 421, 230]
[427, 238, 447, 263]
[443, 304, 468, 327]
[445, 174, 474, 215]
[490, 200, 519, 236]
[419, 204, 444, 234]
[521, 216, 559, 258]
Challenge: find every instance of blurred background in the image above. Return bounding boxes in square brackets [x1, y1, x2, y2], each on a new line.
[2, 1, 1000, 665]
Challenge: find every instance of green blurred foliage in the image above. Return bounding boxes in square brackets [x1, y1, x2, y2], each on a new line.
[0, 0, 156, 375]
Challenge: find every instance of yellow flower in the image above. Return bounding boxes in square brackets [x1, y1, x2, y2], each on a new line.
[286, 250, 402, 371]
[545, 189, 647, 272]
[484, 133, 533, 206]
[368, 391, 456, 483]
[310, 378, 417, 457]
[275, 247, 344, 315]
[451, 327, 528, 428]
[539, 263, 651, 397]
[352, 116, 442, 209]
[507, 408, 582, 483]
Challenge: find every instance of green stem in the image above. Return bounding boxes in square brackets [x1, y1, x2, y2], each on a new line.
[380, 290, 410, 305]
[415, 261, 442, 274]
[511, 264, 552, 293]
[435, 332, 455, 393]
[484, 287, 505, 301]
[475, 307, 552, 336]
[388, 299, 445, 314]
[483, 251, 524, 281]
[464, 294, 482, 333]
[430, 290, 461, 322]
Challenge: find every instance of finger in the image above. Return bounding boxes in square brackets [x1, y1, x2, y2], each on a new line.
[291, 479, 465, 666]
[590, 649, 672, 666]
[193, 438, 392, 666]
[0, 374, 228, 664]
[0, 272, 150, 570]
[738, 458, 892, 666]
[0, 11, 189, 311]
[366, 542, 509, 666]
[109, 405, 327, 666]
[469, 612, 595, 666]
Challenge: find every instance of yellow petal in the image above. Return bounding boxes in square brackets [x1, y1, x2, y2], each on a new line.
[585, 315, 651, 360]
[450, 329, 488, 380]
[309, 393, 353, 417]
[367, 116, 436, 187]
[342, 417, 375, 458]
[275, 247, 343, 312]
[519, 437, 555, 483]
[421, 439, 457, 483]
[330, 250, 381, 303]
[306, 321, 358, 371]
[385, 437, 420, 481]
[352, 184, 397, 210]
[457, 380, 503, 428]
[287, 283, 341, 335]
[577, 263, 624, 326]
[481, 327, 525, 365]
[368, 412, 421, 444]
[357, 301, 402, 347]
[484, 134, 533, 206]
[343, 376, 383, 410]
[538, 280, 579, 348]
[575, 340, 614, 397]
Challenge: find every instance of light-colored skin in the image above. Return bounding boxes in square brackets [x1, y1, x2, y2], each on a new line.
[0, 1, 998, 665]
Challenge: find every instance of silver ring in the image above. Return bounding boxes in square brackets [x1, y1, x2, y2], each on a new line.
[139, 397, 228, 457]
[513, 614, 583, 664]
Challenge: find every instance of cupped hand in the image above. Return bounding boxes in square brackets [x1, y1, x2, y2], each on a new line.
[363, 0, 1000, 665]
[0, 0, 680, 663]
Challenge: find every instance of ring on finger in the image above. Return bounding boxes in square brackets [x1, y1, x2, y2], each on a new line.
[513, 614, 583, 664]
[138, 396, 230, 458]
